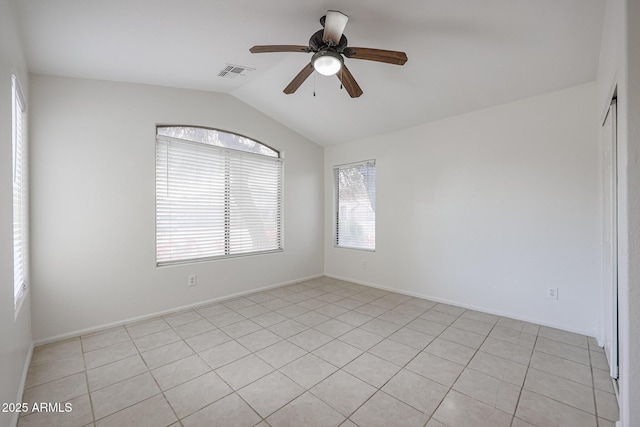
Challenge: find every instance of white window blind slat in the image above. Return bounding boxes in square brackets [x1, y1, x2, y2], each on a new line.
[156, 127, 283, 265]
[334, 160, 376, 251]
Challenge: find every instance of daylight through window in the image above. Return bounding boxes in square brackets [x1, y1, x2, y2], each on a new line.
[334, 160, 376, 251]
[156, 126, 283, 265]
[12, 74, 28, 311]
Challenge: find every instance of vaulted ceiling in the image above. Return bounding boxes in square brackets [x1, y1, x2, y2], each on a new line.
[16, 0, 605, 145]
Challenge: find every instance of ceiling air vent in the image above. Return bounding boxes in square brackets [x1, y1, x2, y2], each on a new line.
[217, 64, 255, 79]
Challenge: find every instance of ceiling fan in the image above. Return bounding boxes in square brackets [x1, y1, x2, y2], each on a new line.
[249, 10, 408, 98]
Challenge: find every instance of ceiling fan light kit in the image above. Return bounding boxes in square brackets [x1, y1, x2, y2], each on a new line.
[312, 50, 343, 76]
[250, 10, 407, 97]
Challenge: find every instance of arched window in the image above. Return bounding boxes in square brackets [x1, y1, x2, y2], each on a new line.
[156, 126, 282, 265]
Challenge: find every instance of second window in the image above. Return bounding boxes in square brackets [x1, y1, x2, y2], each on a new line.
[334, 160, 376, 251]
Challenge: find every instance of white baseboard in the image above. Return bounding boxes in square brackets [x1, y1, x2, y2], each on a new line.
[34, 274, 323, 346]
[11, 342, 34, 427]
[33, 270, 595, 345]
[325, 273, 595, 337]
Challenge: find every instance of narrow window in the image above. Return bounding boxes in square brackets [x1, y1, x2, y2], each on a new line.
[12, 74, 28, 312]
[155, 126, 283, 265]
[334, 160, 376, 250]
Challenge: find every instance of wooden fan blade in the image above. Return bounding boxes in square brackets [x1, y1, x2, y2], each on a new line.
[336, 64, 363, 98]
[283, 63, 314, 94]
[250, 45, 309, 53]
[343, 47, 408, 65]
[323, 10, 349, 45]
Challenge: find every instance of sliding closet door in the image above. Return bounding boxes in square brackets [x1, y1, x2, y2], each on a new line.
[602, 99, 619, 380]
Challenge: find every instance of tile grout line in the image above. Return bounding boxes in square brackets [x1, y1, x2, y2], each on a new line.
[79, 337, 98, 427]
[137, 327, 186, 427]
[589, 343, 602, 427]
[509, 327, 539, 427]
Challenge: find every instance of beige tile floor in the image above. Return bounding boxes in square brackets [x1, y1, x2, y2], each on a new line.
[18, 277, 619, 427]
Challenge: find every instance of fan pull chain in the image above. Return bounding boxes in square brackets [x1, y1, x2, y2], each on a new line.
[340, 67, 343, 90]
[313, 72, 316, 97]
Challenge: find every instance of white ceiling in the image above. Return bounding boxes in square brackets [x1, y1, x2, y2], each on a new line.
[16, 0, 605, 146]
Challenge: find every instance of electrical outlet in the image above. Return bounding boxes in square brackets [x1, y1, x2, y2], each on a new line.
[188, 275, 197, 287]
[362, 260, 367, 269]
[546, 287, 558, 300]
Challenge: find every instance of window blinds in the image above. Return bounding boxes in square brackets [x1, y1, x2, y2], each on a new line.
[334, 160, 376, 250]
[156, 134, 282, 265]
[12, 75, 27, 310]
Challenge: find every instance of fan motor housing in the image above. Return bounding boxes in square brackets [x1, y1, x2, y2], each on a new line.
[309, 29, 348, 52]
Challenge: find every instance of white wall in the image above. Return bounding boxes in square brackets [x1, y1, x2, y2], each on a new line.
[0, 1, 33, 426]
[29, 76, 324, 342]
[597, 0, 640, 425]
[325, 82, 600, 336]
